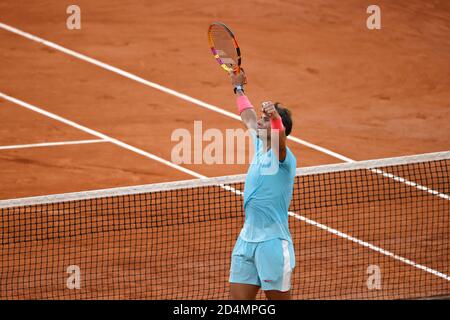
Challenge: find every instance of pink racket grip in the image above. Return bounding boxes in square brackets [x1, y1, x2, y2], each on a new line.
[236, 95, 254, 114]
[270, 117, 285, 131]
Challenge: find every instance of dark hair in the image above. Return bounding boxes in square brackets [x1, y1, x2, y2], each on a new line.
[274, 103, 293, 136]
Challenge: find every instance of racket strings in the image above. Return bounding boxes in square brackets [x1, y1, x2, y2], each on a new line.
[210, 26, 239, 68]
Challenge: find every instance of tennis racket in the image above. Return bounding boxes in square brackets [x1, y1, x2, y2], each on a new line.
[208, 22, 242, 74]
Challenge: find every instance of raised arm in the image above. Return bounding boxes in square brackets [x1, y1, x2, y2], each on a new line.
[262, 102, 288, 161]
[230, 71, 257, 131]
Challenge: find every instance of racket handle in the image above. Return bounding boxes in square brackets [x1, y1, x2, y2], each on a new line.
[237, 67, 247, 84]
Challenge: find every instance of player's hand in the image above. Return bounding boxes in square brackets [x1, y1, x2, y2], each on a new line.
[261, 101, 280, 120]
[229, 68, 247, 87]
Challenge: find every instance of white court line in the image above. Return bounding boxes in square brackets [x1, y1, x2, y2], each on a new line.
[0, 139, 107, 150]
[0, 22, 354, 163]
[289, 211, 450, 282]
[1, 92, 448, 283]
[371, 168, 450, 201]
[0, 92, 206, 179]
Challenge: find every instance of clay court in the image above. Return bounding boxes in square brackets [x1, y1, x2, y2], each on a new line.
[0, 1, 449, 299]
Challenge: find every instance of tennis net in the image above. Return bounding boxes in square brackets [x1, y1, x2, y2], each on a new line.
[0, 151, 449, 299]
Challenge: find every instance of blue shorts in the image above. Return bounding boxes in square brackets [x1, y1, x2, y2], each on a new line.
[229, 237, 296, 291]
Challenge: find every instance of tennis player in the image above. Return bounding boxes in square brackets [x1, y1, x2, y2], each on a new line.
[228, 70, 296, 300]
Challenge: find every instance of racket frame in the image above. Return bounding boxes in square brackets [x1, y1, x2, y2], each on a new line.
[208, 22, 241, 73]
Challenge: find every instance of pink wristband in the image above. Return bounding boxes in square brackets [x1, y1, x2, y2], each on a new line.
[236, 95, 254, 114]
[270, 117, 285, 130]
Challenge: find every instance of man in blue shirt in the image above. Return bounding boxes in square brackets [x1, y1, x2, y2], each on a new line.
[229, 71, 297, 300]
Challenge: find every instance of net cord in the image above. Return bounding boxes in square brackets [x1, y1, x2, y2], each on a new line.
[1, 151, 448, 209]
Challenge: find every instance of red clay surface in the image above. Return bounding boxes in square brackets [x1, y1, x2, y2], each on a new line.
[0, 0, 449, 299]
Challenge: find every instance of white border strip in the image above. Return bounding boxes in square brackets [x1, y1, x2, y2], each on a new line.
[0, 92, 206, 180]
[0, 139, 107, 150]
[298, 152, 450, 202]
[296, 151, 450, 176]
[1, 150, 448, 208]
[0, 22, 353, 163]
